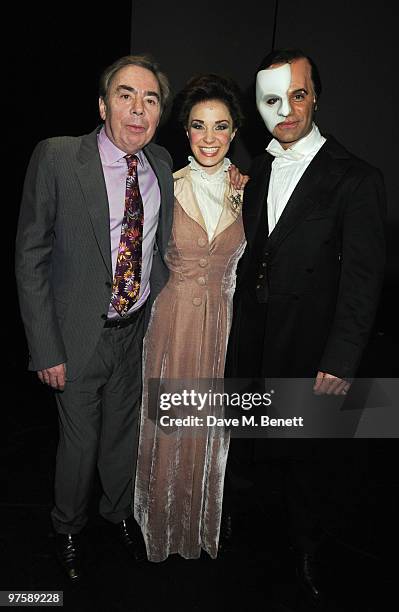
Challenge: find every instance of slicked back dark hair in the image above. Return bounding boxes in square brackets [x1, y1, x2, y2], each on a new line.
[258, 48, 322, 100]
[178, 73, 244, 130]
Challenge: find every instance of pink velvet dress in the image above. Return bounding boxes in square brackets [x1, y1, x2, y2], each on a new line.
[134, 165, 245, 561]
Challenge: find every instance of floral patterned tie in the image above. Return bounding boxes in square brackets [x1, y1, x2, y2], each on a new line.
[110, 154, 144, 316]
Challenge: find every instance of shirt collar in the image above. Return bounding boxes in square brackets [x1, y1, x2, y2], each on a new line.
[266, 123, 325, 161]
[98, 126, 145, 167]
[188, 155, 231, 182]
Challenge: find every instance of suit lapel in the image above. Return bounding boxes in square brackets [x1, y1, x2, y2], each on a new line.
[268, 139, 348, 251]
[144, 145, 174, 256]
[243, 154, 272, 248]
[76, 128, 112, 276]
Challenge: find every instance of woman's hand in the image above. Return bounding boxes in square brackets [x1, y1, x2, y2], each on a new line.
[228, 164, 250, 190]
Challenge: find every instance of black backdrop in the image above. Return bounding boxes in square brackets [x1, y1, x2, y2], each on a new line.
[5, 0, 397, 372]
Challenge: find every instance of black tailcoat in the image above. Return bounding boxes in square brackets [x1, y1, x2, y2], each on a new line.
[227, 136, 386, 380]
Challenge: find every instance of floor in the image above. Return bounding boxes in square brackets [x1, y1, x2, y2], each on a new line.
[1, 372, 397, 611]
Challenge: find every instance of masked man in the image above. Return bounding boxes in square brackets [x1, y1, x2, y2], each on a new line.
[225, 49, 386, 601]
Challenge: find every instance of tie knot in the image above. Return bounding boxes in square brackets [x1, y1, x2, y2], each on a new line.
[124, 154, 139, 170]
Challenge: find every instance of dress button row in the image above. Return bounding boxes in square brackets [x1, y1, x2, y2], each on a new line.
[197, 237, 207, 247]
[197, 277, 206, 286]
[193, 297, 202, 306]
[199, 258, 208, 267]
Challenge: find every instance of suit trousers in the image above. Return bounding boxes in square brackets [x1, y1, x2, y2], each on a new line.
[225, 293, 344, 551]
[51, 309, 145, 534]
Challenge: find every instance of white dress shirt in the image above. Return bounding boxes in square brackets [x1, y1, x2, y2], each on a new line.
[188, 156, 231, 240]
[266, 123, 326, 234]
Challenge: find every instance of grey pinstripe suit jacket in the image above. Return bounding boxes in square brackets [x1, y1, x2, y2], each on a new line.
[15, 127, 174, 381]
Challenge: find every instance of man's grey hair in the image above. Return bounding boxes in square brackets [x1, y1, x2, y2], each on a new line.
[99, 54, 171, 113]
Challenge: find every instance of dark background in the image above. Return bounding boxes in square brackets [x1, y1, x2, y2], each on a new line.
[2, 1, 398, 610]
[5, 0, 397, 371]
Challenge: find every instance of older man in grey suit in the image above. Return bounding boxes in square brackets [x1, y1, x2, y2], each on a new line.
[15, 55, 174, 580]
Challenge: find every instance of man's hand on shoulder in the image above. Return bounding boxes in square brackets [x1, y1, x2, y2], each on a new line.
[37, 363, 66, 391]
[313, 371, 351, 396]
[228, 164, 250, 190]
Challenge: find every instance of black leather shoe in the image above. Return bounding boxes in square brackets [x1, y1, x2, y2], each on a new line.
[55, 533, 82, 582]
[218, 512, 234, 553]
[117, 516, 147, 562]
[296, 550, 323, 603]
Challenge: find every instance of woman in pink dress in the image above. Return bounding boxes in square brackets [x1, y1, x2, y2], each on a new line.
[134, 74, 246, 561]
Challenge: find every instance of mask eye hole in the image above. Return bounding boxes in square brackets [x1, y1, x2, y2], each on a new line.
[264, 96, 280, 106]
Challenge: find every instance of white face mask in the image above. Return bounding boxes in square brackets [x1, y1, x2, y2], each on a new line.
[256, 63, 292, 132]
